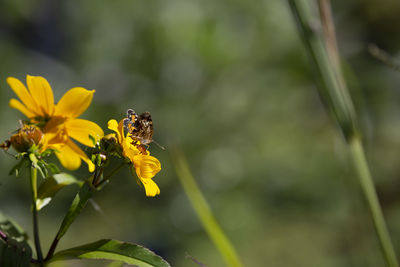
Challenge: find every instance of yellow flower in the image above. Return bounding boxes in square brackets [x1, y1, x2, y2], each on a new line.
[7, 75, 104, 172]
[108, 119, 161, 197]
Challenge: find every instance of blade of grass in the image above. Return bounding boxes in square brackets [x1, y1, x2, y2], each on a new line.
[171, 148, 244, 267]
[288, 0, 399, 266]
[349, 137, 399, 267]
[288, 0, 356, 140]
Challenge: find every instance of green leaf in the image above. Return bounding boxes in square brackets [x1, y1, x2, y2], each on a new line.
[0, 211, 28, 243]
[107, 261, 126, 267]
[56, 182, 93, 240]
[0, 211, 32, 267]
[36, 160, 48, 179]
[36, 173, 83, 211]
[49, 239, 170, 267]
[46, 163, 61, 175]
[41, 148, 55, 157]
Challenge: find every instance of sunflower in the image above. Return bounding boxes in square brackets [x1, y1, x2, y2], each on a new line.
[7, 75, 104, 172]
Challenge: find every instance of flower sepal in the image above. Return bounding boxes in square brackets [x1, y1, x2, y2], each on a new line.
[86, 137, 115, 175]
[29, 152, 63, 180]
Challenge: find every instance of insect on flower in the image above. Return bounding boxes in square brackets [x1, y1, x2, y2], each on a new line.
[124, 109, 153, 145]
[123, 109, 164, 153]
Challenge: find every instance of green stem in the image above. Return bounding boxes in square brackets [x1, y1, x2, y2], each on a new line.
[172, 149, 244, 267]
[30, 165, 43, 265]
[288, 0, 399, 265]
[349, 138, 399, 267]
[95, 161, 126, 188]
[318, 0, 348, 95]
[288, 0, 356, 140]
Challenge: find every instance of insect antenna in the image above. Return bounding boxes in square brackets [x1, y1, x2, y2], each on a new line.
[152, 139, 166, 150]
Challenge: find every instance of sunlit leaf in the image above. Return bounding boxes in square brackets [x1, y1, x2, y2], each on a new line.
[36, 173, 83, 210]
[49, 239, 170, 267]
[0, 211, 32, 267]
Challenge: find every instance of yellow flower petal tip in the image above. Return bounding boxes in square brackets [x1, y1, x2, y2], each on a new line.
[87, 160, 95, 173]
[55, 87, 95, 118]
[107, 120, 119, 131]
[144, 181, 160, 197]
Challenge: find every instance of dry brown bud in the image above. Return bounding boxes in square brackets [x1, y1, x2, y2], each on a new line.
[10, 125, 44, 152]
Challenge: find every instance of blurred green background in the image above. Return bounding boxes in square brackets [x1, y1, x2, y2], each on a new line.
[1, 0, 400, 266]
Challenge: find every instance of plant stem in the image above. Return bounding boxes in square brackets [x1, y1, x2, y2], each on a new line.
[349, 137, 399, 267]
[318, 0, 341, 75]
[288, 0, 399, 266]
[368, 44, 400, 72]
[319, 1, 399, 265]
[45, 236, 59, 262]
[317, 0, 358, 132]
[288, 0, 356, 139]
[172, 149, 244, 267]
[30, 165, 43, 265]
[95, 161, 126, 188]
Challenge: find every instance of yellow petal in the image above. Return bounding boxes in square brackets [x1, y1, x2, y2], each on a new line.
[42, 117, 69, 148]
[117, 119, 126, 143]
[130, 164, 160, 197]
[66, 118, 104, 147]
[54, 139, 95, 172]
[141, 179, 160, 197]
[9, 99, 35, 118]
[133, 154, 161, 179]
[122, 136, 139, 159]
[43, 116, 66, 133]
[7, 76, 40, 116]
[26, 75, 55, 117]
[85, 158, 95, 172]
[54, 142, 82, 171]
[54, 87, 95, 118]
[67, 140, 95, 172]
[66, 139, 95, 172]
[107, 119, 122, 143]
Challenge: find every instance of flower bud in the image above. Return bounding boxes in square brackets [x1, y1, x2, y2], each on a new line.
[10, 125, 44, 152]
[100, 134, 118, 152]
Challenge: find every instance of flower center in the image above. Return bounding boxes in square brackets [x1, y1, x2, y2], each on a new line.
[42, 116, 69, 145]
